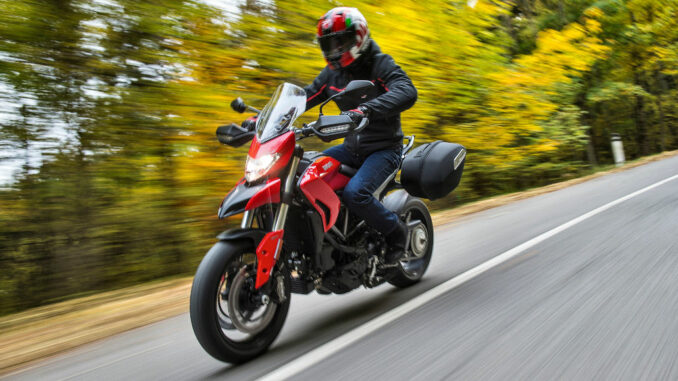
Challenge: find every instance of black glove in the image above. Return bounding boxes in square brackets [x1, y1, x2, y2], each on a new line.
[241, 116, 258, 131]
[341, 105, 370, 126]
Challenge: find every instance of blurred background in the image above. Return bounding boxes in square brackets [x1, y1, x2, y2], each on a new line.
[1, 0, 676, 316]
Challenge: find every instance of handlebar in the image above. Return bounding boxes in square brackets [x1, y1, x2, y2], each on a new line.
[294, 116, 370, 142]
[296, 116, 368, 141]
[295, 122, 316, 139]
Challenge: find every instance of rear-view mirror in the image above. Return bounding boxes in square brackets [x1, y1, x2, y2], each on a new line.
[328, 80, 378, 112]
[320, 80, 377, 115]
[230, 98, 247, 113]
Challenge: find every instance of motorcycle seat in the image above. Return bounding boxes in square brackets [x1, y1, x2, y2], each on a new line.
[339, 164, 357, 178]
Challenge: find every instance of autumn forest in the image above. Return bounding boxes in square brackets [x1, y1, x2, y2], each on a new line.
[1, 0, 677, 314]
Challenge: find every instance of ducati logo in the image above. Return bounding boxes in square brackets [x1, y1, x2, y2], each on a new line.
[322, 161, 333, 171]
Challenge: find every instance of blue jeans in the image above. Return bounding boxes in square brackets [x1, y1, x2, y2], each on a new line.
[324, 144, 402, 235]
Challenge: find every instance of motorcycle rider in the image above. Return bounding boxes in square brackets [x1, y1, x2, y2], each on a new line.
[304, 7, 417, 263]
[242, 7, 416, 263]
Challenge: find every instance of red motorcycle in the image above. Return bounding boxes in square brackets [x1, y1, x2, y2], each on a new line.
[190, 81, 465, 363]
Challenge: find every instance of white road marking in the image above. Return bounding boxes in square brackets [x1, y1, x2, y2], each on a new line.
[257, 173, 678, 381]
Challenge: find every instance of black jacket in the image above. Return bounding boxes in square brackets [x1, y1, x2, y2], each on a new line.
[304, 41, 417, 156]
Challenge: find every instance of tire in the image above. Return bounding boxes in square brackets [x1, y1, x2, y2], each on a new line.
[388, 197, 434, 288]
[190, 240, 290, 364]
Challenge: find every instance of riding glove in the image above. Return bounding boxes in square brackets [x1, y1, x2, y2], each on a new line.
[341, 105, 370, 126]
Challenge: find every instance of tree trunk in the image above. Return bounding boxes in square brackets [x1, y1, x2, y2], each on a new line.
[586, 133, 598, 165]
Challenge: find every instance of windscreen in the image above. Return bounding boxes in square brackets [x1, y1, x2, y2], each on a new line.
[256, 83, 306, 142]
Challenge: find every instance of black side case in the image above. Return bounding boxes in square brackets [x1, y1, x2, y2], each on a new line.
[401, 141, 466, 200]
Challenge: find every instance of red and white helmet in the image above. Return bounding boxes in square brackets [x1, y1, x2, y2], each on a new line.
[317, 7, 370, 70]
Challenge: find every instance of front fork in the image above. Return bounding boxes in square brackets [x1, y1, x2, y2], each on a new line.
[250, 148, 302, 289]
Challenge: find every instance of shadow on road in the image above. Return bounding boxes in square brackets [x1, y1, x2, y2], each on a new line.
[201, 285, 422, 380]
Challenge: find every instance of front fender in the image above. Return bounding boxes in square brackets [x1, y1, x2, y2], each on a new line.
[255, 230, 284, 289]
[216, 228, 283, 290]
[216, 228, 267, 248]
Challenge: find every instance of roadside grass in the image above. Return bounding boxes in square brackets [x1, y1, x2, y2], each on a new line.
[1, 150, 677, 375]
[0, 278, 192, 375]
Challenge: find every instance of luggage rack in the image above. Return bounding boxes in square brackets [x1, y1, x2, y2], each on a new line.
[402, 135, 415, 159]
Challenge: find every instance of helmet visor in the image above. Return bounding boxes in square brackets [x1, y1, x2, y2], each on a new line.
[318, 31, 355, 60]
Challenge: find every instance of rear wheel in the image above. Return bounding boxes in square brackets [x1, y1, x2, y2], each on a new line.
[190, 240, 290, 364]
[388, 197, 434, 288]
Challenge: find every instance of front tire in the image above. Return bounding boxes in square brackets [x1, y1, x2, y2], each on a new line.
[190, 240, 290, 364]
[388, 197, 434, 288]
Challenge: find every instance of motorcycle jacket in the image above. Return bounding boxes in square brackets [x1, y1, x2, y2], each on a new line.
[305, 40, 417, 156]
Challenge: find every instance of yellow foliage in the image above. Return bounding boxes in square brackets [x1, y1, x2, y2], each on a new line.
[471, 11, 608, 169]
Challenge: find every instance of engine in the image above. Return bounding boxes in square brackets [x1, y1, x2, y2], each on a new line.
[317, 213, 382, 294]
[318, 253, 368, 294]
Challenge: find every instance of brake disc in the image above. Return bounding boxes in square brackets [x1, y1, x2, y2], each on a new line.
[227, 266, 277, 335]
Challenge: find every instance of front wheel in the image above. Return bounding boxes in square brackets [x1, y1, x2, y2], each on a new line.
[388, 197, 434, 288]
[190, 240, 290, 364]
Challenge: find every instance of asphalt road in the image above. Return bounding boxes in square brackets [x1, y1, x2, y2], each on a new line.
[5, 154, 678, 381]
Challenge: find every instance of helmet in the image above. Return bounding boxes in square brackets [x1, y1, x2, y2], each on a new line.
[317, 7, 370, 70]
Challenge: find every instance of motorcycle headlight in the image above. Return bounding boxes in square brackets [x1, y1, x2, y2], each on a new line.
[245, 153, 281, 183]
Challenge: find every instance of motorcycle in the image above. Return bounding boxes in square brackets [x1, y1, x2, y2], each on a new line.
[190, 81, 436, 363]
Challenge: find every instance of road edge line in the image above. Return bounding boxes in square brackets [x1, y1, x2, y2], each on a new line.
[256, 172, 678, 381]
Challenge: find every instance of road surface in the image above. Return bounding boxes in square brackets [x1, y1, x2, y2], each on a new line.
[5, 155, 678, 380]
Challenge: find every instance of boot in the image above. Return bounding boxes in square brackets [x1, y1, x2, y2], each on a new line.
[384, 221, 408, 264]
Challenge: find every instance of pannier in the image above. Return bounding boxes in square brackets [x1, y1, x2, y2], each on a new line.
[401, 141, 466, 200]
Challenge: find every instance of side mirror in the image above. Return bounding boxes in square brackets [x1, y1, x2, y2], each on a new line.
[216, 123, 255, 147]
[343, 80, 375, 93]
[230, 98, 247, 113]
[320, 80, 377, 114]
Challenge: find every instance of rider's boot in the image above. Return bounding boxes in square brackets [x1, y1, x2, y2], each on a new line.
[385, 221, 408, 264]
